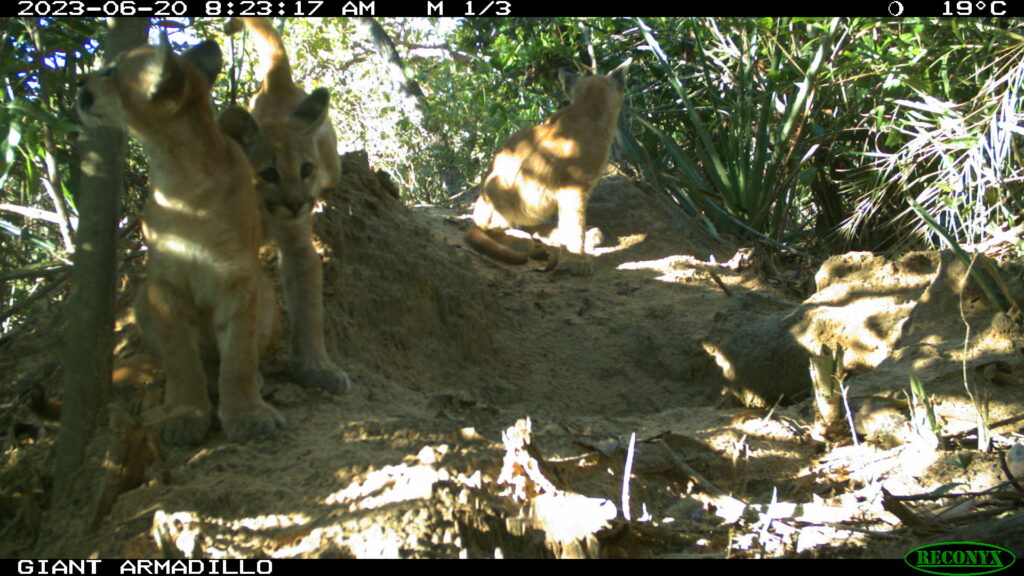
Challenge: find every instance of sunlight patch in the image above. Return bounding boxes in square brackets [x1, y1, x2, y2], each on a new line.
[153, 189, 209, 217]
[325, 463, 445, 511]
[591, 232, 646, 255]
[618, 253, 724, 283]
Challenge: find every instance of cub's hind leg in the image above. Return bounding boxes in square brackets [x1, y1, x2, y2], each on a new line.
[268, 213, 351, 394]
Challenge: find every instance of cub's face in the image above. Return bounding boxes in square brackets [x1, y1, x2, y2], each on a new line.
[218, 89, 331, 222]
[76, 48, 145, 128]
[243, 119, 323, 221]
[77, 36, 222, 132]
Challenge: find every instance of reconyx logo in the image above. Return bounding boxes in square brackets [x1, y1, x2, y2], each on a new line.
[905, 542, 1016, 575]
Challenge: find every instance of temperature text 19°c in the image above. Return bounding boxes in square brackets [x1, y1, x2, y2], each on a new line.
[942, 0, 1007, 15]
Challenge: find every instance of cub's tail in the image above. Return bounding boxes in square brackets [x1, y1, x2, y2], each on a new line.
[226, 17, 293, 93]
[466, 226, 555, 266]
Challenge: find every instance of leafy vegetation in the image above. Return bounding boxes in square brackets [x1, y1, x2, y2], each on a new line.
[2, 17, 1023, 332]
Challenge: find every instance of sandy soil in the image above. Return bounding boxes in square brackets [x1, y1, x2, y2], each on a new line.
[1, 153, 1023, 558]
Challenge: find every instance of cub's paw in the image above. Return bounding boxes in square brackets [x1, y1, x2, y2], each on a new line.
[220, 401, 285, 443]
[149, 405, 212, 446]
[585, 227, 604, 251]
[294, 359, 352, 394]
[558, 253, 594, 276]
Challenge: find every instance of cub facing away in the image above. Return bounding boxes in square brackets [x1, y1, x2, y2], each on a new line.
[467, 60, 630, 276]
[77, 35, 283, 444]
[218, 17, 350, 394]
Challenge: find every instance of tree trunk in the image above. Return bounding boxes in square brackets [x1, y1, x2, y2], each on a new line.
[53, 17, 149, 502]
[352, 18, 468, 200]
[353, 17, 428, 123]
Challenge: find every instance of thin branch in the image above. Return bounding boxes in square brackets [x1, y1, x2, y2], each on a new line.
[658, 440, 733, 499]
[0, 271, 69, 326]
[0, 262, 65, 283]
[0, 249, 144, 284]
[0, 202, 67, 225]
[621, 432, 636, 521]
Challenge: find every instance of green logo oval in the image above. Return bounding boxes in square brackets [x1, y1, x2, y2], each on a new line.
[905, 542, 1017, 575]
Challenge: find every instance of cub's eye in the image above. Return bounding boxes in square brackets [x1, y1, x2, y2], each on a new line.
[101, 66, 117, 78]
[300, 162, 314, 179]
[259, 167, 280, 184]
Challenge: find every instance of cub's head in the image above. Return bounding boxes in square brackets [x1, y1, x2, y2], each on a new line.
[218, 89, 331, 222]
[77, 33, 222, 135]
[557, 59, 631, 108]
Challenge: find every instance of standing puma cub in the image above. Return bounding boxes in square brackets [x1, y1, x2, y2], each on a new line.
[77, 34, 283, 444]
[218, 17, 350, 394]
[467, 60, 630, 275]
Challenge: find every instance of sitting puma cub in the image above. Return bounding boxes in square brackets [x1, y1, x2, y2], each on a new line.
[467, 60, 630, 276]
[77, 34, 283, 444]
[219, 17, 350, 394]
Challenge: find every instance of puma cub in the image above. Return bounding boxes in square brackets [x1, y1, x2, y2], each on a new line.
[77, 34, 283, 444]
[467, 60, 630, 276]
[218, 17, 350, 394]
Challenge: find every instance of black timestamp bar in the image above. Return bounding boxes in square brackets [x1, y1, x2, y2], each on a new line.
[12, 0, 1024, 16]
[13, 0, 515, 16]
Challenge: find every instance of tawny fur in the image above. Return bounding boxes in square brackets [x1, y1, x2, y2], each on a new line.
[219, 17, 350, 393]
[467, 60, 630, 276]
[77, 35, 283, 445]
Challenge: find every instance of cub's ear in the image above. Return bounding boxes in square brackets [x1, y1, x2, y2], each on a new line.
[147, 30, 186, 102]
[558, 68, 582, 100]
[218, 106, 262, 151]
[182, 40, 223, 87]
[292, 88, 330, 132]
[608, 58, 632, 90]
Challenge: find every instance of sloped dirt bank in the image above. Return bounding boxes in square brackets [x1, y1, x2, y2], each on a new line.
[1, 154, 1023, 558]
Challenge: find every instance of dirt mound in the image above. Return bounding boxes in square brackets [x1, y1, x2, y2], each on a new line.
[2, 155, 1024, 559]
[314, 151, 502, 391]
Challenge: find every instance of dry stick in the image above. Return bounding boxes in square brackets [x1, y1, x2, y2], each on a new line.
[622, 432, 636, 521]
[881, 487, 944, 531]
[887, 483, 1019, 502]
[959, 253, 990, 451]
[807, 521, 901, 538]
[948, 414, 1024, 440]
[934, 507, 1020, 526]
[658, 440, 734, 500]
[707, 269, 732, 297]
[840, 380, 860, 446]
[762, 394, 784, 423]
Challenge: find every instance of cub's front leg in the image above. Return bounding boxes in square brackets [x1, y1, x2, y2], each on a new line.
[269, 214, 352, 394]
[136, 279, 213, 445]
[213, 273, 285, 442]
[555, 186, 593, 276]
